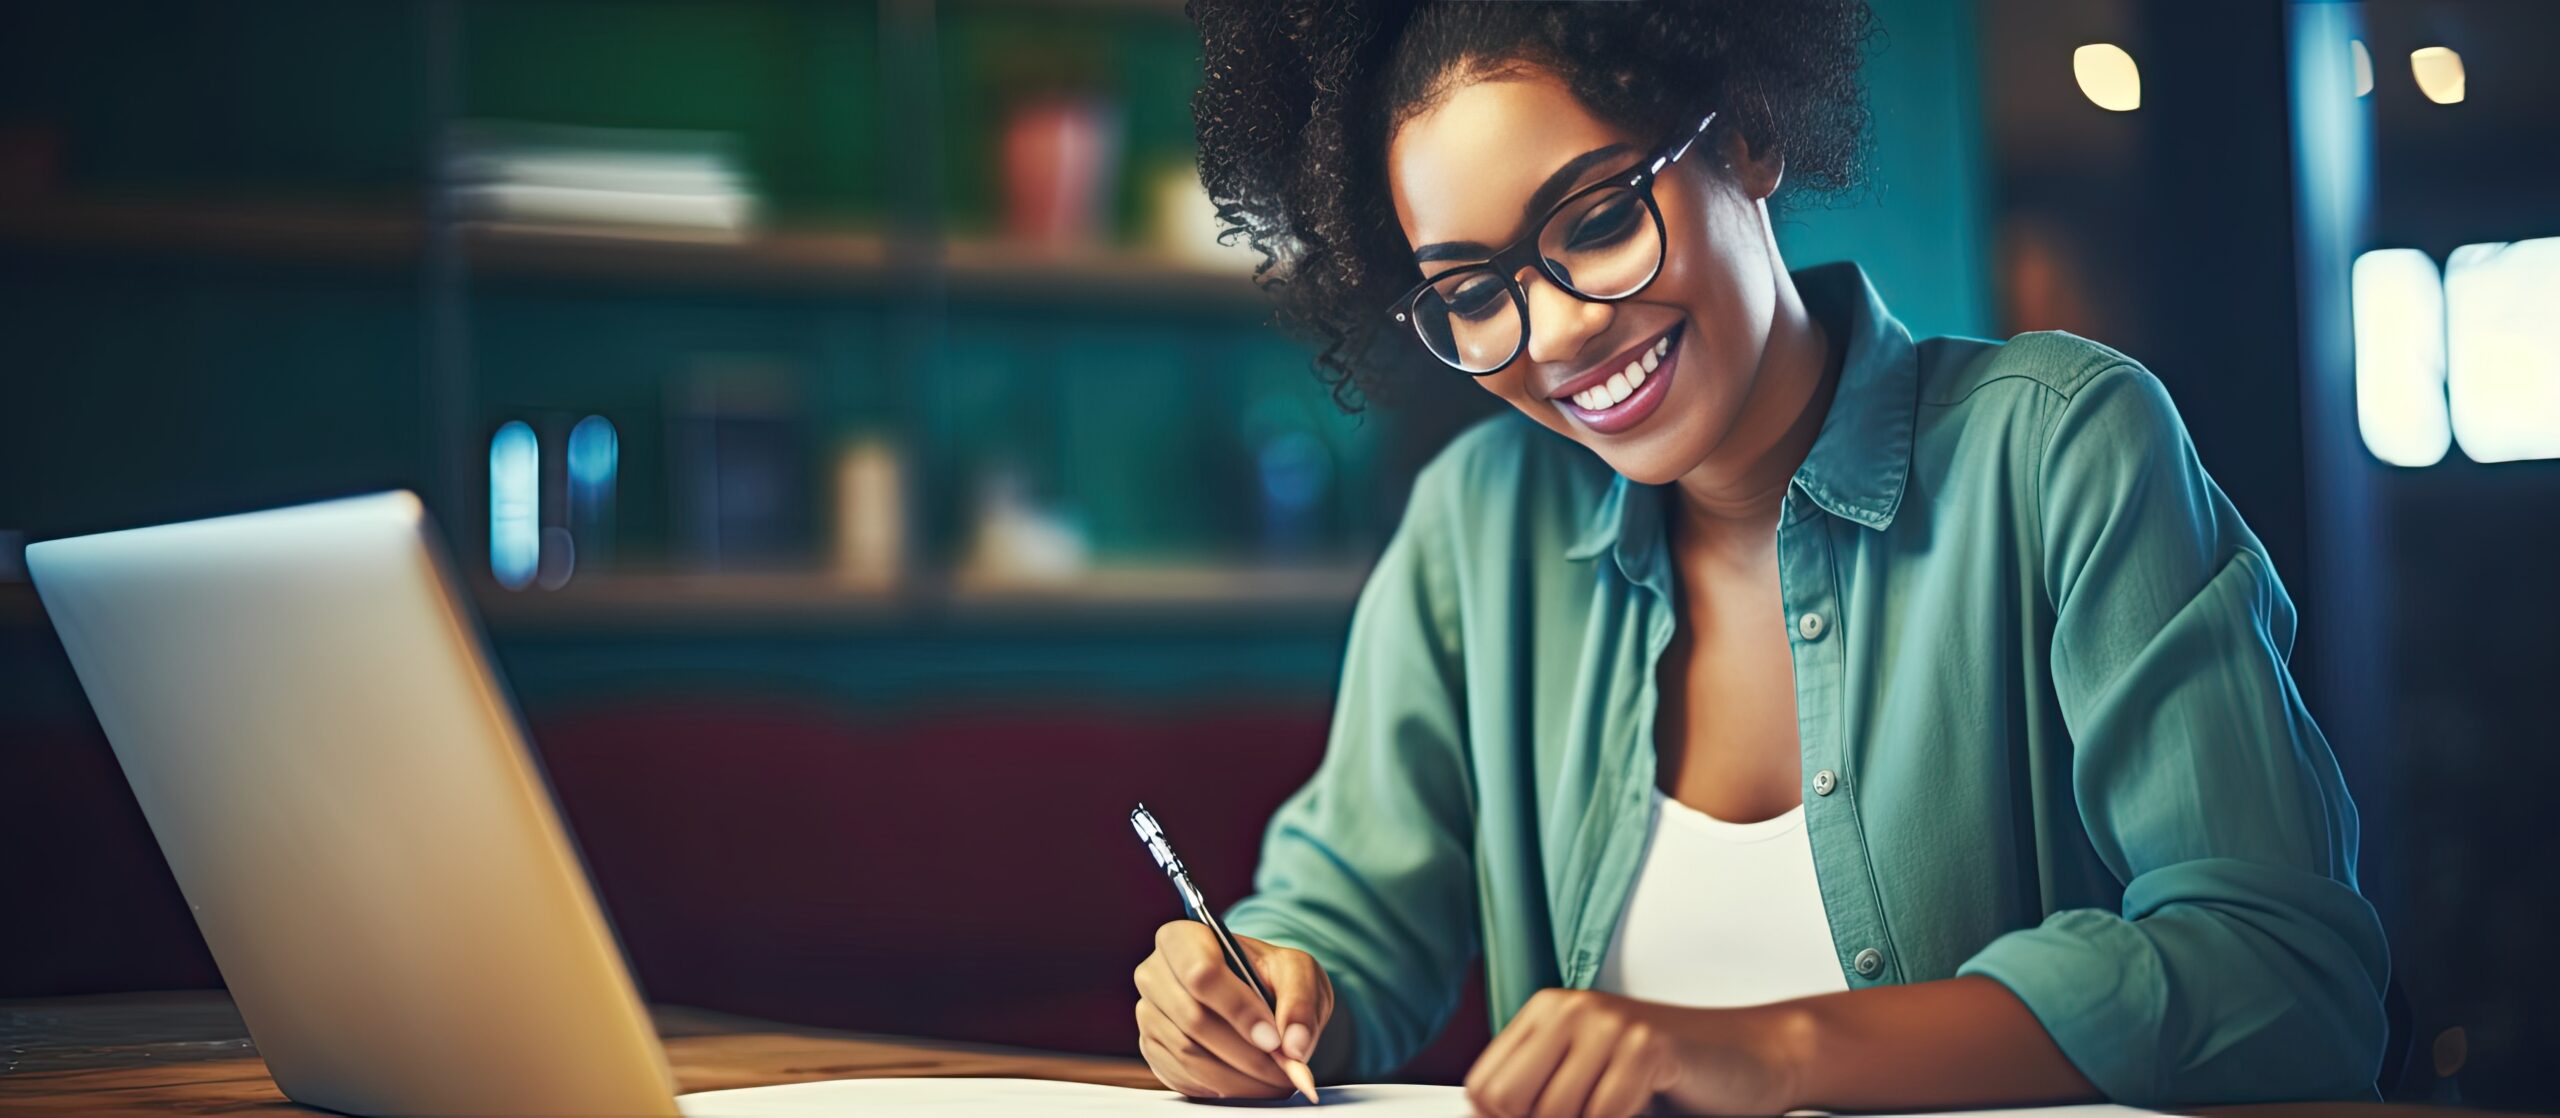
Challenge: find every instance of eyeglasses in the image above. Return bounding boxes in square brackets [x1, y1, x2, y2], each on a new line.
[1386, 111, 1717, 376]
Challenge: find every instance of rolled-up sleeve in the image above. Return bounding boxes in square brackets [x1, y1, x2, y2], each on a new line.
[1956, 364, 2391, 1106]
[1225, 468, 1480, 1082]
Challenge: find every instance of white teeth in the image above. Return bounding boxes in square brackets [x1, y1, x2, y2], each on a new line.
[1568, 339, 1675, 414]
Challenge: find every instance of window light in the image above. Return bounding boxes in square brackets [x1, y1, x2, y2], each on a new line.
[2351, 249, 2450, 467]
[2446, 238, 2560, 462]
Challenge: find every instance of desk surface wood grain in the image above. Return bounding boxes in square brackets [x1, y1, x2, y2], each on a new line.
[0, 991, 2526, 1117]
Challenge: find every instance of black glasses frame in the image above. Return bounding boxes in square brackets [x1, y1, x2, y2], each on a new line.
[1386, 110, 1718, 376]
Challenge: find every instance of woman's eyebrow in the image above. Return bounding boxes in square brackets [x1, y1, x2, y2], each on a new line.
[1411, 142, 1638, 264]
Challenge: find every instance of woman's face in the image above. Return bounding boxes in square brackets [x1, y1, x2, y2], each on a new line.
[1387, 67, 1784, 486]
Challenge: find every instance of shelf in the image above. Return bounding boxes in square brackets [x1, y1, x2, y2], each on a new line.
[472, 563, 1369, 628]
[0, 197, 423, 267]
[473, 571, 906, 625]
[1, 562, 1369, 634]
[943, 0, 1192, 13]
[0, 197, 1268, 310]
[945, 563, 1369, 612]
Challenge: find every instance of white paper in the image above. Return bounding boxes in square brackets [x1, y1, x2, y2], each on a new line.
[677, 1077, 1459, 1115]
[1835, 1108, 2167, 1118]
[677, 1077, 2170, 1117]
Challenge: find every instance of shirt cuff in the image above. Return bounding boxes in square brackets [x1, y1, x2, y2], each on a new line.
[1956, 907, 2169, 1104]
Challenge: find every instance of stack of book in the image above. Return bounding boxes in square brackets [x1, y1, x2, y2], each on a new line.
[445, 121, 757, 242]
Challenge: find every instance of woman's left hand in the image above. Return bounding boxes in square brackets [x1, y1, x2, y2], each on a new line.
[1460, 988, 1805, 1118]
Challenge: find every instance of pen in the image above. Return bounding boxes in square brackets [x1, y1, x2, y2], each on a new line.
[1129, 803, 1321, 1104]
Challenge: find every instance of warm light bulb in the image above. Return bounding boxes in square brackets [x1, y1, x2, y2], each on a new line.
[2411, 45, 2466, 104]
[2349, 39, 2375, 97]
[2073, 43, 2142, 112]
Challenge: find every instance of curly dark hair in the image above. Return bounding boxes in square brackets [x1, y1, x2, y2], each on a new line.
[1188, 0, 1878, 409]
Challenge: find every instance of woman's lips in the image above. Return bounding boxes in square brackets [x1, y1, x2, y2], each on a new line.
[1558, 325, 1681, 436]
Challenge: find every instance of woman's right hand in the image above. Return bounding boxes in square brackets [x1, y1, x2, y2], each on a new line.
[1132, 921, 1335, 1098]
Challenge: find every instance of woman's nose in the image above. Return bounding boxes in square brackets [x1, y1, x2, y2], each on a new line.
[1519, 268, 1612, 367]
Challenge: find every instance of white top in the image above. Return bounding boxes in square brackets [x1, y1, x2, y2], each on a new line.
[1591, 789, 1851, 1008]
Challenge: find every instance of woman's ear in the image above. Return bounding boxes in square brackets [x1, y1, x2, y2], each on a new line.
[1716, 126, 1787, 202]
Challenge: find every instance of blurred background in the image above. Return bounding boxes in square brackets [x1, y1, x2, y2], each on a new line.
[1, 0, 2553, 1108]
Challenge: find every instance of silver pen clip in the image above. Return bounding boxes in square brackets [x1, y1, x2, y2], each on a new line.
[1130, 804, 1205, 916]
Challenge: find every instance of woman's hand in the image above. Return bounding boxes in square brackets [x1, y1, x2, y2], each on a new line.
[1131, 922, 1335, 1099]
[1461, 989, 1807, 1118]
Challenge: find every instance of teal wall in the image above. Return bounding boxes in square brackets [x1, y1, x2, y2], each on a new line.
[1776, 0, 1992, 341]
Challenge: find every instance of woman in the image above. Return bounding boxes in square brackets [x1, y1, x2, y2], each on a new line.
[1128, 3, 2389, 1115]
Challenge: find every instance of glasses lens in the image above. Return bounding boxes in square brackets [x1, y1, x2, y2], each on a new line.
[1411, 271, 1522, 374]
[1537, 185, 1662, 300]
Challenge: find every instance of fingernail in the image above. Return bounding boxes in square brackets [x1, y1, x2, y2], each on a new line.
[1284, 1023, 1312, 1062]
[1249, 1021, 1280, 1051]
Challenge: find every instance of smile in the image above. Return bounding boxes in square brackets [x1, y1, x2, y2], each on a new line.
[1552, 323, 1682, 436]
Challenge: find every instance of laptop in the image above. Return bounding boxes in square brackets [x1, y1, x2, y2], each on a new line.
[28, 492, 843, 1116]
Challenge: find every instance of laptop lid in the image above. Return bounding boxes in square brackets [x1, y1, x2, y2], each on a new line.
[28, 492, 680, 1117]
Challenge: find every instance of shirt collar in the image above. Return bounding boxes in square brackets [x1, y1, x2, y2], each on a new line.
[1567, 261, 1920, 572]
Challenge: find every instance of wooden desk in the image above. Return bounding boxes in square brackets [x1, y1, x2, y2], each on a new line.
[0, 991, 2522, 1117]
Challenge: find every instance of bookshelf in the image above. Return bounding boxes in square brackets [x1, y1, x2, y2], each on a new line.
[0, 197, 1266, 309]
[0, 0, 1433, 634]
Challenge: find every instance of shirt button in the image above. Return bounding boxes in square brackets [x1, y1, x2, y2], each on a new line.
[1853, 947, 1884, 978]
[1812, 769, 1837, 796]
[1797, 611, 1826, 641]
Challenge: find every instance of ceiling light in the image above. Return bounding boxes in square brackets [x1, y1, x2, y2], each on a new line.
[2411, 46, 2466, 104]
[2073, 43, 2141, 112]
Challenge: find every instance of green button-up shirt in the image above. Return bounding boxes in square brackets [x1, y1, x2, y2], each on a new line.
[1226, 262, 2389, 1108]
